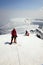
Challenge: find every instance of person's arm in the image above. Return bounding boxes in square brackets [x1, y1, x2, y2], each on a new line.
[16, 31, 17, 37]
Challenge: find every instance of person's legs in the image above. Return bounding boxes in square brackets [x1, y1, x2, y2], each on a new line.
[14, 37, 16, 43]
[11, 36, 13, 43]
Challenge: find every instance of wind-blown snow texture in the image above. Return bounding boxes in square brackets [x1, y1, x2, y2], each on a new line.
[0, 33, 43, 65]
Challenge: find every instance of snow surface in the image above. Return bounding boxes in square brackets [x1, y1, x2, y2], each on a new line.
[0, 33, 43, 65]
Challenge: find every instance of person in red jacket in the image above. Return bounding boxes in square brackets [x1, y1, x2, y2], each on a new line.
[11, 28, 17, 44]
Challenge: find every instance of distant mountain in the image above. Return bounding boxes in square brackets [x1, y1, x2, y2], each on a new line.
[35, 19, 43, 21]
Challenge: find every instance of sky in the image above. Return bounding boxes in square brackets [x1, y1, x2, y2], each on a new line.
[0, 0, 43, 10]
[0, 0, 43, 25]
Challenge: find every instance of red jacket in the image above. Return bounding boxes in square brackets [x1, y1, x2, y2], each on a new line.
[11, 29, 17, 36]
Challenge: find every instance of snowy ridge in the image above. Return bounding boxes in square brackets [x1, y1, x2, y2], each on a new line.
[0, 33, 43, 65]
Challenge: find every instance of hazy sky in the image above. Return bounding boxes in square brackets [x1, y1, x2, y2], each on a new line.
[0, 0, 43, 25]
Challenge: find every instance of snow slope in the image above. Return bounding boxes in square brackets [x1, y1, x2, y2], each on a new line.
[0, 33, 43, 65]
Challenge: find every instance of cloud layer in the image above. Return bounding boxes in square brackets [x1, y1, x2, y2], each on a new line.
[0, 7, 43, 25]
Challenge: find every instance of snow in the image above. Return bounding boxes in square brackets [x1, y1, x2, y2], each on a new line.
[0, 33, 43, 65]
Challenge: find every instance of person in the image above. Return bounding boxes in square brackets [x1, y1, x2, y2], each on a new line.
[11, 28, 17, 44]
[25, 30, 29, 36]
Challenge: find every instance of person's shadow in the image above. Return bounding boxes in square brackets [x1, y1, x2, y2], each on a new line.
[5, 42, 12, 45]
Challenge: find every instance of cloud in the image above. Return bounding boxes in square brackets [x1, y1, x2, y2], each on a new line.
[0, 7, 43, 25]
